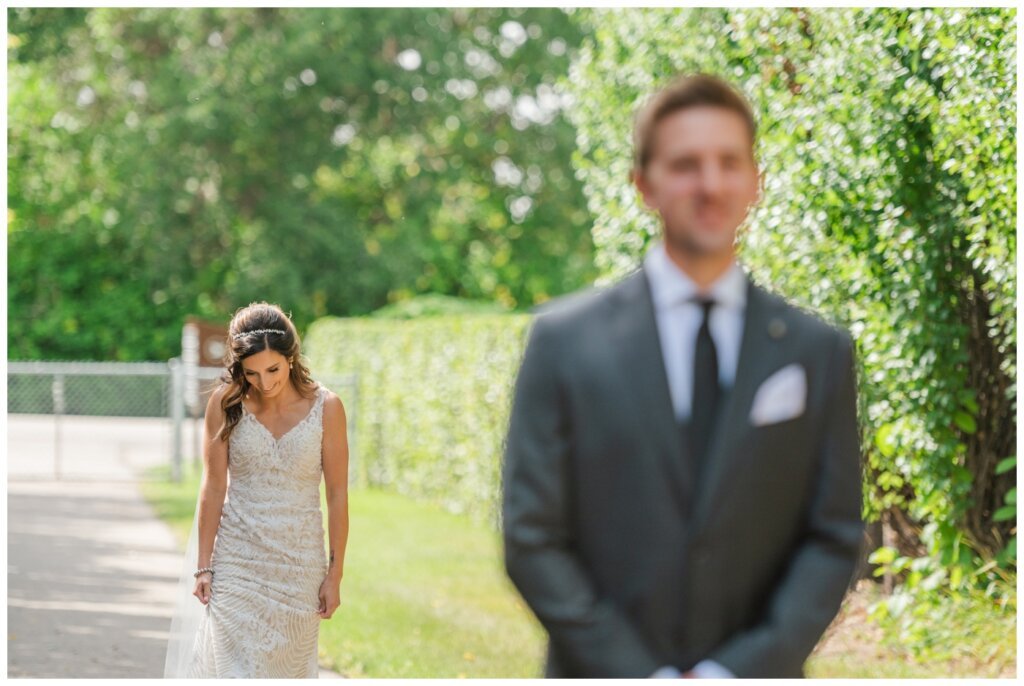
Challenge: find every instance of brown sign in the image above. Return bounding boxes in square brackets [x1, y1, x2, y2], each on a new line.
[184, 316, 230, 368]
[183, 316, 230, 416]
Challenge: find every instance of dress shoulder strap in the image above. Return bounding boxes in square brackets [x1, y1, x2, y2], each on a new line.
[314, 382, 327, 407]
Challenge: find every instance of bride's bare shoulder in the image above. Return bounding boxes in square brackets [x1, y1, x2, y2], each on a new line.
[319, 386, 347, 421]
[204, 383, 233, 416]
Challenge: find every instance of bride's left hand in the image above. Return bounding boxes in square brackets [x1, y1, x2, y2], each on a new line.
[317, 577, 341, 619]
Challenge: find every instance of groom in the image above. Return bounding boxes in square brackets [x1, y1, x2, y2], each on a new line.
[501, 74, 864, 678]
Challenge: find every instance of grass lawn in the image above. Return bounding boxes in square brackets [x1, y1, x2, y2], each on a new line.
[142, 463, 1015, 679]
[140, 464, 545, 677]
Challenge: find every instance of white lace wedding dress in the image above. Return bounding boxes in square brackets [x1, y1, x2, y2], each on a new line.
[185, 382, 329, 678]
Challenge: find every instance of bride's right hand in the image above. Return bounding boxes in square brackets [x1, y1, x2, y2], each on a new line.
[193, 572, 213, 605]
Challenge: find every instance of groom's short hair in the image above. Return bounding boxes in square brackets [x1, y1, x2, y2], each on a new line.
[632, 73, 757, 173]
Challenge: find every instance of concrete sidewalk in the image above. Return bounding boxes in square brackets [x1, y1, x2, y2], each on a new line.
[7, 478, 343, 678]
[7, 414, 181, 481]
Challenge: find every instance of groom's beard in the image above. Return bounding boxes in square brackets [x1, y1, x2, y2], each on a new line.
[665, 222, 738, 258]
[663, 195, 743, 258]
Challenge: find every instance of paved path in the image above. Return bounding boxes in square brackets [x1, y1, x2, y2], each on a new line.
[7, 478, 343, 678]
[7, 414, 187, 481]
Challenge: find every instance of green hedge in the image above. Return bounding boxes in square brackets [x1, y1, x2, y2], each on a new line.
[370, 294, 510, 319]
[306, 314, 532, 525]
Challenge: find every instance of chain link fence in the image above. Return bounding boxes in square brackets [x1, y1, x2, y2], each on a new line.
[8, 360, 357, 482]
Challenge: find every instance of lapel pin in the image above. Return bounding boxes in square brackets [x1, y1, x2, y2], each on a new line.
[768, 318, 787, 339]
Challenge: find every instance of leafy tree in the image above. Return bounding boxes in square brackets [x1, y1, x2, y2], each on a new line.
[8, 8, 595, 360]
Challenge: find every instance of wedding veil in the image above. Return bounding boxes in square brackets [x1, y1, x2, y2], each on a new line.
[163, 483, 206, 677]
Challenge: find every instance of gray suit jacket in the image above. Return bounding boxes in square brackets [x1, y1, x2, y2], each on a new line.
[501, 265, 863, 678]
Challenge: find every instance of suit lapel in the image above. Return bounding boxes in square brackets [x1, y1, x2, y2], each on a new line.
[609, 268, 693, 509]
[691, 277, 791, 529]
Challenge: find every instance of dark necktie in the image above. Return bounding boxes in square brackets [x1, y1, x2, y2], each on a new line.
[691, 296, 720, 473]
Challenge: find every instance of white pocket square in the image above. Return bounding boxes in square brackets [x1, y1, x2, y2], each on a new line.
[749, 363, 806, 426]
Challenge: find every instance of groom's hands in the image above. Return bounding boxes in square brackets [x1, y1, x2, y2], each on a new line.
[650, 662, 735, 678]
[318, 577, 341, 619]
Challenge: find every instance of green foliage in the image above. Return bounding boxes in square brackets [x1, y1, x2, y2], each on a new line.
[993, 455, 1016, 569]
[8, 8, 596, 361]
[564, 5, 1015, 589]
[305, 313, 531, 524]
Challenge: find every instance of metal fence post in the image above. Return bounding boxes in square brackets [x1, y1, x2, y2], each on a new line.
[52, 374, 65, 480]
[169, 357, 184, 482]
[9, 360, 176, 481]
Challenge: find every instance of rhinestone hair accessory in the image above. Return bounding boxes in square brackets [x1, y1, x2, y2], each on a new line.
[231, 328, 286, 340]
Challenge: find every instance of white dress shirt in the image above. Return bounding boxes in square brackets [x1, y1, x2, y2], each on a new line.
[642, 242, 745, 679]
[643, 241, 747, 421]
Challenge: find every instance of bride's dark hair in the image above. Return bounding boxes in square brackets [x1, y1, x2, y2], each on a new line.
[215, 301, 316, 442]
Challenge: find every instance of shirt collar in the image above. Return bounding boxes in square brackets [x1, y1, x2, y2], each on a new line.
[643, 241, 747, 312]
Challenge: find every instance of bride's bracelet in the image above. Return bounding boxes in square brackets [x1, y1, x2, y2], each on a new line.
[194, 567, 214, 578]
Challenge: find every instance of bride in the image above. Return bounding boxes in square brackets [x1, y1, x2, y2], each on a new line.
[164, 301, 350, 677]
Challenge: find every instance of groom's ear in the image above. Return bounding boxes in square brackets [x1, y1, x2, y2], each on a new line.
[756, 164, 766, 205]
[630, 166, 657, 211]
